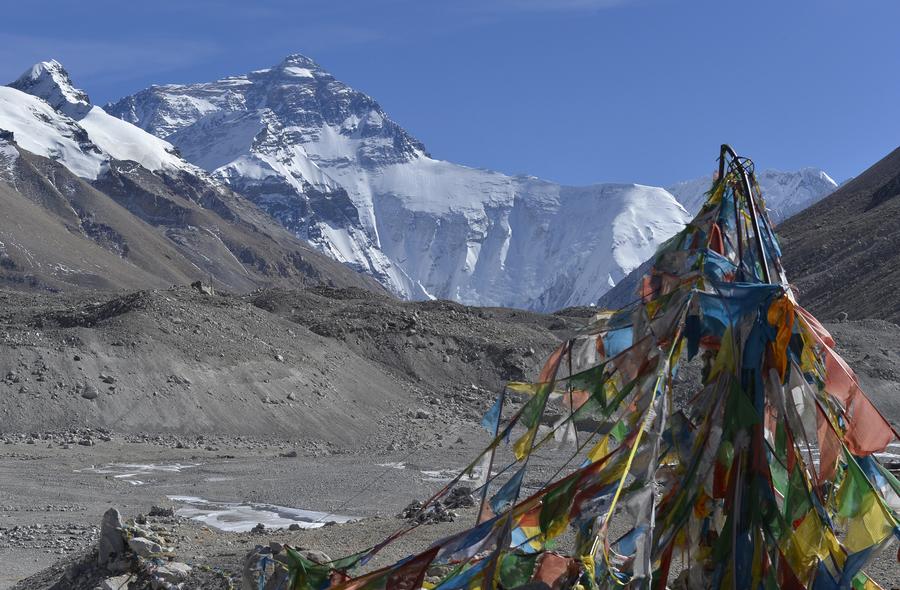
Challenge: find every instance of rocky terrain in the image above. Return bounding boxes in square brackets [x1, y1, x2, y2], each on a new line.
[0, 56, 893, 590]
[0, 283, 897, 588]
[780, 146, 900, 322]
[0, 283, 584, 587]
[0, 284, 584, 444]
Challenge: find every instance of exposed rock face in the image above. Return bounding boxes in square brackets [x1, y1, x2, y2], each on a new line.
[9, 59, 91, 114]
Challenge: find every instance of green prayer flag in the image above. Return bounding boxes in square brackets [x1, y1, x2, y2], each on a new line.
[837, 455, 870, 519]
[499, 553, 539, 588]
[540, 475, 580, 538]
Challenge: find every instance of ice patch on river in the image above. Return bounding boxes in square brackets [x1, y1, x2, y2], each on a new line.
[75, 463, 198, 485]
[167, 496, 356, 532]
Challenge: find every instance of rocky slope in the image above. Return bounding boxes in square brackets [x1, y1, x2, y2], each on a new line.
[2, 306, 898, 589]
[0, 63, 380, 294]
[0, 285, 582, 443]
[779, 145, 900, 322]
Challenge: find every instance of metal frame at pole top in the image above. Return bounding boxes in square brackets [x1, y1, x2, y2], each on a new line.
[718, 144, 771, 284]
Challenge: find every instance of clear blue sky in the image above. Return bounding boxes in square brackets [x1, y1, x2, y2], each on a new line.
[2, 0, 897, 186]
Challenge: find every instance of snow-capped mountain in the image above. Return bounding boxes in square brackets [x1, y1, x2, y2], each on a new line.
[3, 55, 835, 310]
[0, 60, 381, 293]
[668, 168, 837, 223]
[0, 84, 107, 179]
[8, 60, 196, 177]
[107, 54, 692, 309]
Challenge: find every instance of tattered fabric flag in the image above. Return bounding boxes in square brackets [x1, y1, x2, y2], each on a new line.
[489, 465, 527, 515]
[283, 146, 900, 590]
[480, 392, 504, 434]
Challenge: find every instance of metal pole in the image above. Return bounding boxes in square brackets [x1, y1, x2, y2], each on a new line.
[719, 145, 745, 278]
[719, 145, 772, 284]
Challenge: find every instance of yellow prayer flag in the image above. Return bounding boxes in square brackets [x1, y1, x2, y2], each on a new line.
[587, 434, 610, 464]
[513, 427, 537, 460]
[709, 325, 735, 378]
[845, 492, 897, 553]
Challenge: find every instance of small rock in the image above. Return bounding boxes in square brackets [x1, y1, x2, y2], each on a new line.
[287, 392, 297, 401]
[251, 523, 266, 534]
[149, 505, 175, 518]
[275, 354, 285, 362]
[190, 280, 214, 296]
[154, 561, 192, 583]
[288, 523, 301, 531]
[81, 384, 99, 400]
[280, 450, 298, 458]
[169, 374, 191, 386]
[415, 409, 432, 420]
[296, 549, 331, 564]
[128, 536, 163, 558]
[269, 541, 284, 554]
[444, 486, 476, 509]
[837, 311, 849, 322]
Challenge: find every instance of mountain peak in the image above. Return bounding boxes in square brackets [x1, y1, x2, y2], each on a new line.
[9, 59, 91, 115]
[278, 53, 319, 68]
[268, 54, 322, 79]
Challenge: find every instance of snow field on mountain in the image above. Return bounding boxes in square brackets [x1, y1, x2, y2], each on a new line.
[78, 106, 189, 174]
[0, 86, 105, 179]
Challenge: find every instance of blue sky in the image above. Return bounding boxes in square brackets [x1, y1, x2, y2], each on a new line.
[2, 0, 897, 186]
